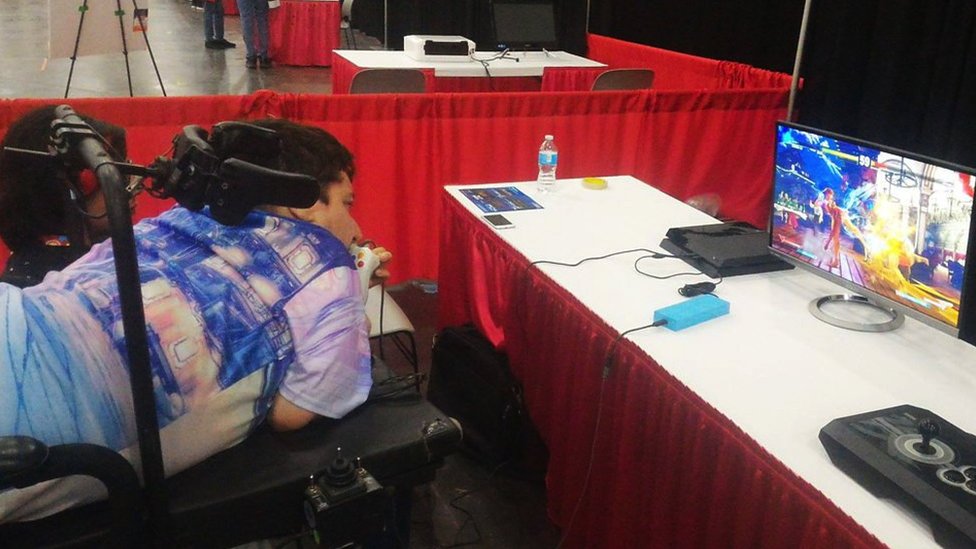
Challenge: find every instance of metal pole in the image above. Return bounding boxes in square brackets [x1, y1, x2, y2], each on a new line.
[585, 0, 591, 35]
[383, 0, 388, 50]
[114, 0, 134, 97]
[787, 0, 814, 121]
[65, 0, 90, 99]
[132, 0, 167, 96]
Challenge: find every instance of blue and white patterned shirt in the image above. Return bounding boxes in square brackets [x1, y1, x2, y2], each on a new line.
[0, 206, 372, 521]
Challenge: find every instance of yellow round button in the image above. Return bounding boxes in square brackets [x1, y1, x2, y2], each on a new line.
[582, 177, 608, 190]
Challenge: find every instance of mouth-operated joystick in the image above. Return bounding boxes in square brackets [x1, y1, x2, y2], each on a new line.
[349, 244, 380, 303]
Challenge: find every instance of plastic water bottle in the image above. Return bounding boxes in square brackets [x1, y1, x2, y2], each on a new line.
[537, 135, 558, 192]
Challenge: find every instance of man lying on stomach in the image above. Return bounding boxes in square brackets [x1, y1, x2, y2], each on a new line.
[0, 118, 392, 522]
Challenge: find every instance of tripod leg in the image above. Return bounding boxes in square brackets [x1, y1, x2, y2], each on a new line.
[132, 0, 167, 96]
[115, 0, 134, 97]
[65, 0, 91, 99]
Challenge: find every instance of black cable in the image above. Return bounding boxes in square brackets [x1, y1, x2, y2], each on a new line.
[369, 372, 429, 401]
[443, 489, 483, 548]
[678, 277, 724, 297]
[633, 254, 715, 280]
[469, 49, 511, 91]
[376, 281, 386, 360]
[441, 460, 511, 548]
[533, 247, 722, 299]
[476, 58, 492, 79]
[555, 321, 665, 549]
[69, 186, 109, 220]
[531, 247, 684, 268]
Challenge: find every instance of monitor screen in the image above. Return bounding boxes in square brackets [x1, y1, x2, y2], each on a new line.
[770, 122, 976, 336]
[491, 0, 558, 51]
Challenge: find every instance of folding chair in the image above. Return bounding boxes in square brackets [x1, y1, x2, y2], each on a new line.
[349, 68, 427, 94]
[590, 68, 656, 91]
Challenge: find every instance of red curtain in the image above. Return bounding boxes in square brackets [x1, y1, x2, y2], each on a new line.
[586, 34, 794, 91]
[429, 76, 542, 93]
[268, 0, 340, 67]
[540, 67, 607, 92]
[438, 195, 885, 549]
[274, 93, 443, 282]
[0, 86, 787, 280]
[641, 89, 789, 228]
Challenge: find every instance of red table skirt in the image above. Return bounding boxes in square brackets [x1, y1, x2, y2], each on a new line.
[269, 0, 339, 67]
[437, 193, 884, 548]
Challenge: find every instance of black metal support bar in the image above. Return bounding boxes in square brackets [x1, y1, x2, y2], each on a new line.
[53, 105, 169, 547]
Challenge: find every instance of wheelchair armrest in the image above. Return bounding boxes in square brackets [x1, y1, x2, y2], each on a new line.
[0, 436, 50, 485]
[0, 437, 143, 547]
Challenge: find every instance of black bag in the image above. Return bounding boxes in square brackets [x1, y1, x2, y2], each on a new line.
[428, 324, 546, 475]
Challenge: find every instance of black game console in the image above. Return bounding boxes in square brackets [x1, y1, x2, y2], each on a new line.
[660, 222, 793, 278]
[820, 405, 976, 548]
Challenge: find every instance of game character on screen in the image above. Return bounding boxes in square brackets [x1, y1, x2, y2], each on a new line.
[814, 187, 865, 268]
[0, 118, 392, 522]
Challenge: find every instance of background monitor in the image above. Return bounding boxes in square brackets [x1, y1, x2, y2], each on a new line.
[769, 121, 976, 343]
[491, 0, 559, 51]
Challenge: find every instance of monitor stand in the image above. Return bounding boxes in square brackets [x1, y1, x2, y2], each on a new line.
[808, 294, 904, 332]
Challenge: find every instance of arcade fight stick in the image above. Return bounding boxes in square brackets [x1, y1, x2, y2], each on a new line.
[820, 405, 976, 548]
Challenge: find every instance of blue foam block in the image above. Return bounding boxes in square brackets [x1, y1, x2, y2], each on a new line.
[653, 294, 730, 331]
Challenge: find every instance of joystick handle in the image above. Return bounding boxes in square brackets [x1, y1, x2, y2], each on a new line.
[349, 244, 380, 303]
[324, 447, 356, 488]
[918, 418, 941, 449]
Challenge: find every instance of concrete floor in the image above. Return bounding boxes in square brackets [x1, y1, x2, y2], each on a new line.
[0, 0, 341, 99]
[1, 1, 561, 547]
[381, 281, 559, 549]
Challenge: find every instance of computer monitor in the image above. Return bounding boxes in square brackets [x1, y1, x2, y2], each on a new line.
[490, 0, 559, 52]
[769, 121, 976, 344]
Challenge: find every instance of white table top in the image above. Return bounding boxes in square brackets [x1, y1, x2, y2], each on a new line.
[446, 175, 976, 549]
[334, 49, 605, 78]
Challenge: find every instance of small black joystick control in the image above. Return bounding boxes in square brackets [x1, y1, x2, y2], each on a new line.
[915, 418, 941, 455]
[324, 447, 356, 487]
[318, 447, 369, 505]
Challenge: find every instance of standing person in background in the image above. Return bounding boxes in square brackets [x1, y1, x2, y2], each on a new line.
[237, 0, 271, 69]
[204, 0, 236, 49]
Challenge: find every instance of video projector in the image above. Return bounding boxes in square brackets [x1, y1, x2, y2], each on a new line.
[404, 35, 474, 62]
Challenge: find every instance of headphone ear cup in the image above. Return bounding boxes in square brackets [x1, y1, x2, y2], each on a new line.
[76, 169, 99, 198]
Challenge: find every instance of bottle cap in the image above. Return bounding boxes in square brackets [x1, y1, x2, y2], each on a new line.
[582, 177, 608, 190]
[544, 134, 554, 140]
